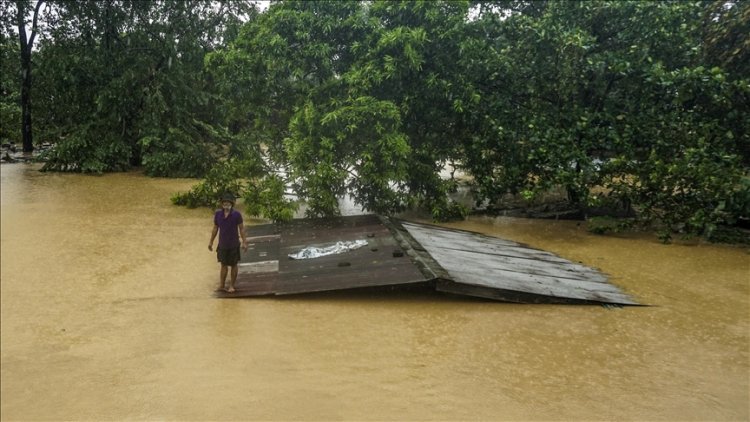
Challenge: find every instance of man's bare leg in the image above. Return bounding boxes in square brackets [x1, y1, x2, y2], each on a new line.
[219, 265, 228, 291]
[227, 265, 238, 293]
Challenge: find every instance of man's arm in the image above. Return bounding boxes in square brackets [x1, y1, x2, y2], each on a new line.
[239, 222, 247, 252]
[208, 225, 218, 251]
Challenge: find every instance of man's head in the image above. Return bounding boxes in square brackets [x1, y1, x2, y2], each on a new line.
[220, 193, 235, 210]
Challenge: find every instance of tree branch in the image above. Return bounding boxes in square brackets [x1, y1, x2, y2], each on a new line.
[27, 0, 44, 53]
[16, 1, 28, 52]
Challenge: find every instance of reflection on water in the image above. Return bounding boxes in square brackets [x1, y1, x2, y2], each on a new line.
[1, 163, 748, 421]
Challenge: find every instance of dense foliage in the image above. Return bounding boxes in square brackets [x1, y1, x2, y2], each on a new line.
[0, 30, 21, 143]
[2, 0, 748, 240]
[460, 1, 750, 241]
[3, 0, 255, 174]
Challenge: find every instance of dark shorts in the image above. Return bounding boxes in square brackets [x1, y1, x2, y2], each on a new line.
[217, 247, 241, 266]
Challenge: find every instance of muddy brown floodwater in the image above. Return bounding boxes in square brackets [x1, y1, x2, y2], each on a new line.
[1, 163, 748, 421]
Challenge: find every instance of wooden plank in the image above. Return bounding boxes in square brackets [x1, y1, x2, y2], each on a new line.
[243, 222, 279, 237]
[218, 273, 280, 297]
[245, 234, 281, 242]
[238, 260, 279, 274]
[275, 240, 426, 294]
[276, 263, 426, 294]
[402, 220, 607, 279]
[382, 218, 451, 281]
[242, 237, 280, 264]
[430, 251, 636, 303]
[425, 246, 610, 284]
[401, 222, 575, 265]
[434, 280, 614, 305]
[401, 221, 521, 247]
[400, 220, 637, 305]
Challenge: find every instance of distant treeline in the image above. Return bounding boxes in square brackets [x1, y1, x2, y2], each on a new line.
[2, 1, 748, 241]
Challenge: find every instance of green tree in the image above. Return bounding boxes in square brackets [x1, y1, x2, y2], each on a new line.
[185, 1, 474, 220]
[343, 0, 473, 219]
[10, 0, 44, 153]
[33, 0, 255, 174]
[287, 96, 411, 216]
[22, 0, 746, 240]
[186, 0, 383, 218]
[0, 23, 21, 144]
[460, 1, 748, 239]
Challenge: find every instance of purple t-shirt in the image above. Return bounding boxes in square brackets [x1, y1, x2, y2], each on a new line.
[214, 209, 243, 249]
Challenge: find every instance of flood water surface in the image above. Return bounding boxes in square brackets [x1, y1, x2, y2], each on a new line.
[1, 164, 748, 421]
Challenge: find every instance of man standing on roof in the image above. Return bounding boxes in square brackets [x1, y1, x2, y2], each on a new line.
[208, 193, 248, 293]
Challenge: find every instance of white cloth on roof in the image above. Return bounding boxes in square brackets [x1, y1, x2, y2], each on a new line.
[288, 239, 369, 260]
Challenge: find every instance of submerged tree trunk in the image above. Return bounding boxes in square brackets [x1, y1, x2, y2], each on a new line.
[16, 0, 43, 153]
